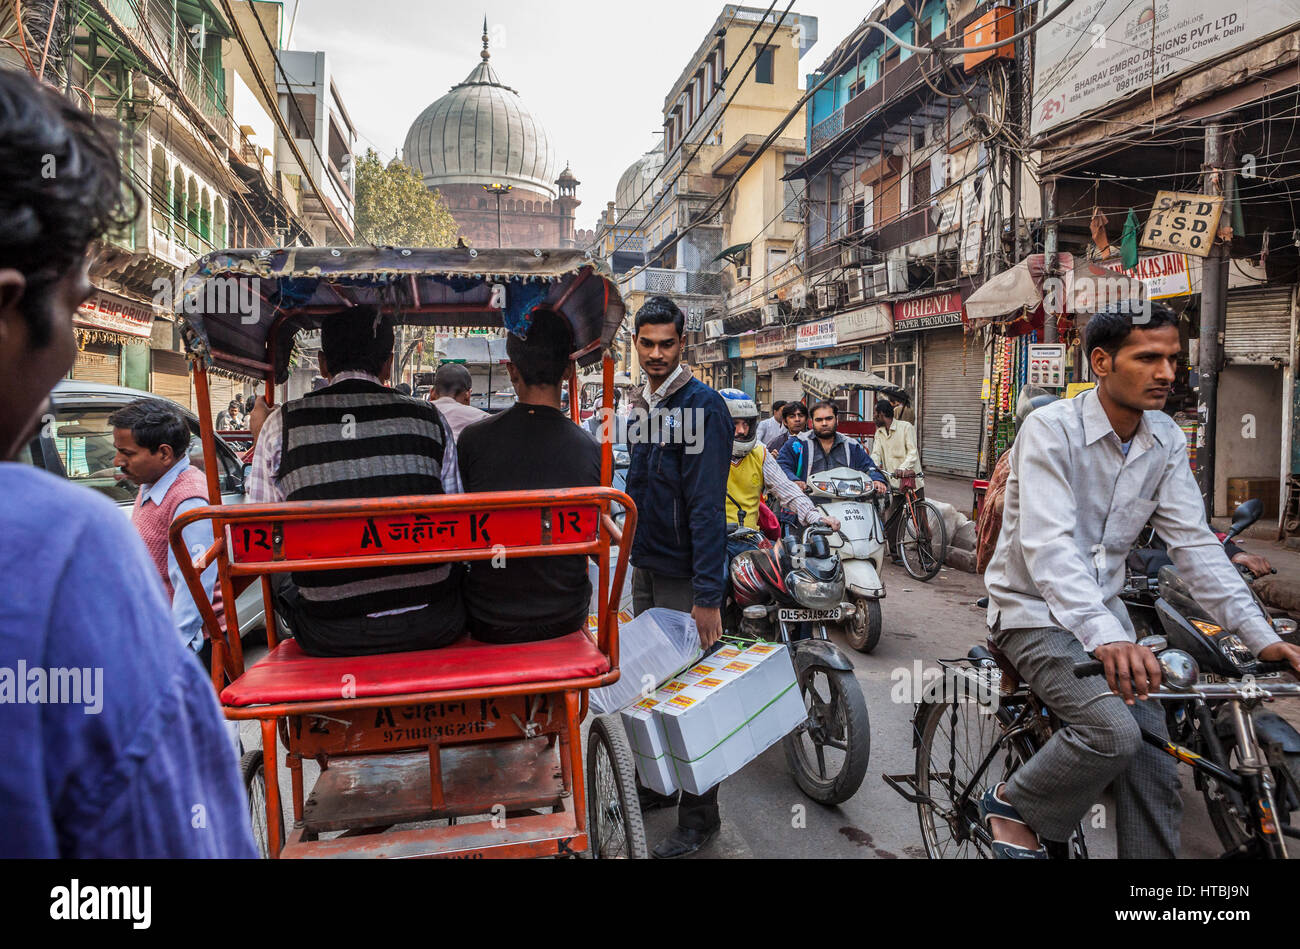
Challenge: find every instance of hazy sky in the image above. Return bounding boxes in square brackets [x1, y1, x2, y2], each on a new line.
[291, 1, 864, 232]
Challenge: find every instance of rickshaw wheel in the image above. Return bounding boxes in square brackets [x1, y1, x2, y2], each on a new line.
[585, 714, 648, 859]
[241, 750, 285, 859]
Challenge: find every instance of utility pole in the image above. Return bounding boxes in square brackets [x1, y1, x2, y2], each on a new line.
[1196, 118, 1234, 516]
[483, 183, 512, 248]
[1042, 176, 1059, 343]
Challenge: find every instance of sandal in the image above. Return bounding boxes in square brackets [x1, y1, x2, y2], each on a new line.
[979, 783, 1048, 859]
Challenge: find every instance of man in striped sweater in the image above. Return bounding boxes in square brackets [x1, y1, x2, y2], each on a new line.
[247, 307, 465, 656]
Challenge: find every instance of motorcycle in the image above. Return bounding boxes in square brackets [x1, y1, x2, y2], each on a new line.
[724, 523, 871, 805]
[804, 465, 887, 653]
[1121, 498, 1300, 849]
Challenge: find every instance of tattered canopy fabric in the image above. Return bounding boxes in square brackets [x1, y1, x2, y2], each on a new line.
[795, 368, 911, 406]
[173, 247, 626, 383]
[963, 253, 1139, 326]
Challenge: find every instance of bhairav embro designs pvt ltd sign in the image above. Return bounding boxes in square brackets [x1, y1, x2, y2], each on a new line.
[893, 291, 963, 333]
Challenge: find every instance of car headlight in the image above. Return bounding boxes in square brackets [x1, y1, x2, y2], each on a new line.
[786, 571, 842, 609]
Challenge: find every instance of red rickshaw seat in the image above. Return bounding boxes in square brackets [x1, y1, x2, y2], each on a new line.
[220, 631, 610, 707]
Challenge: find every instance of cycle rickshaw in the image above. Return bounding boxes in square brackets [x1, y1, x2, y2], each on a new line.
[168, 246, 646, 858]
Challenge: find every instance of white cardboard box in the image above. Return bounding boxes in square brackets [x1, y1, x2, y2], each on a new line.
[652, 641, 804, 796]
[620, 691, 678, 796]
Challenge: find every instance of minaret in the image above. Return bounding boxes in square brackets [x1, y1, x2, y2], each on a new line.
[555, 162, 581, 247]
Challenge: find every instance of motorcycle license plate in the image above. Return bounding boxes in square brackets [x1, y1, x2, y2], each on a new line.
[778, 608, 842, 622]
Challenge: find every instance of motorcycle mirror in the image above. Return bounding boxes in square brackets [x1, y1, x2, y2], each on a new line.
[1226, 498, 1262, 539]
[1137, 634, 1167, 653]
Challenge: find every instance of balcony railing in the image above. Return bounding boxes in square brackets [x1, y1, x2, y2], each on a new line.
[872, 205, 936, 253]
[622, 268, 723, 296]
[811, 108, 844, 150]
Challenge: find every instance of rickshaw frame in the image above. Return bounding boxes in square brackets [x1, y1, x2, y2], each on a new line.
[168, 247, 640, 858]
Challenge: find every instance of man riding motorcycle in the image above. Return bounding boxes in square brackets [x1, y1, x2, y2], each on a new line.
[719, 389, 839, 561]
[776, 399, 889, 498]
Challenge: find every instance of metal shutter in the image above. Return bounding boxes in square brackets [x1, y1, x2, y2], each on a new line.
[920, 329, 983, 477]
[1224, 287, 1293, 365]
[151, 350, 191, 410]
[772, 368, 802, 404]
[71, 343, 120, 385]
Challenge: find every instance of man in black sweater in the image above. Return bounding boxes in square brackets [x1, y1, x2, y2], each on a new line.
[458, 308, 601, 642]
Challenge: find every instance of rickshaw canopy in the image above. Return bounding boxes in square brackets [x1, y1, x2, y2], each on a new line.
[796, 368, 911, 407]
[174, 247, 625, 384]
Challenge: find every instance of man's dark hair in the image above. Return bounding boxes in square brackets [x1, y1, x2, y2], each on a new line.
[0, 70, 136, 347]
[109, 398, 191, 457]
[875, 398, 894, 420]
[781, 401, 807, 420]
[319, 306, 394, 376]
[634, 295, 684, 337]
[1085, 301, 1179, 361]
[227, 399, 241, 412]
[394, 382, 412, 396]
[772, 400, 787, 415]
[810, 400, 838, 418]
[433, 362, 472, 398]
[507, 307, 574, 387]
[245, 395, 255, 414]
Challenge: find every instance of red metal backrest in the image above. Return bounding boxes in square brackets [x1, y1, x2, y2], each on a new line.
[836, 420, 877, 438]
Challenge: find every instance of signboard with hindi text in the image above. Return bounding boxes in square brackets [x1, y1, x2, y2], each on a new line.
[1140, 192, 1223, 258]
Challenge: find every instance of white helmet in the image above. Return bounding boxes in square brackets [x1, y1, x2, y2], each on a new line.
[719, 388, 758, 459]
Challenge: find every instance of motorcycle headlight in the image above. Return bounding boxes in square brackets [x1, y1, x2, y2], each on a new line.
[786, 571, 842, 609]
[1216, 633, 1256, 669]
[811, 480, 833, 494]
[835, 478, 864, 497]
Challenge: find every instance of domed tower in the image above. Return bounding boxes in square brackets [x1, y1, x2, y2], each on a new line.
[555, 163, 580, 247]
[402, 21, 577, 248]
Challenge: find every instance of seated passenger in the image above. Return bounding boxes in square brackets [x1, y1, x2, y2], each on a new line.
[246, 307, 465, 656]
[457, 308, 600, 643]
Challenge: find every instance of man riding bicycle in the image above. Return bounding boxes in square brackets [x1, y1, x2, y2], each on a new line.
[983, 302, 1300, 858]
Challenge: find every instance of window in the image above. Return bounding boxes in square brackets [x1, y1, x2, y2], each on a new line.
[849, 76, 866, 98]
[756, 46, 774, 84]
[851, 199, 866, 235]
[916, 17, 932, 46]
[911, 161, 932, 206]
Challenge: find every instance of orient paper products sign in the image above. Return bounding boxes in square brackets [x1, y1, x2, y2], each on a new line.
[1031, 1, 1300, 137]
[893, 292, 964, 333]
[795, 319, 837, 351]
[1140, 192, 1223, 258]
[1115, 252, 1192, 298]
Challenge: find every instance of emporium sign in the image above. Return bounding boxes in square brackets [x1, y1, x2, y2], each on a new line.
[893, 291, 963, 333]
[74, 291, 155, 339]
[1032, 1, 1300, 137]
[795, 319, 837, 351]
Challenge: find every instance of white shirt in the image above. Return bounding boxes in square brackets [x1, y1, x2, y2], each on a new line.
[986, 389, 1278, 654]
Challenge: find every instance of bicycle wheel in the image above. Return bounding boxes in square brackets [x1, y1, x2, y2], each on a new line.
[912, 692, 1034, 859]
[585, 714, 649, 859]
[900, 500, 947, 582]
[241, 749, 285, 859]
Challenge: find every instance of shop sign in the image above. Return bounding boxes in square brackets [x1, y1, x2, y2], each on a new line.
[835, 302, 892, 343]
[754, 327, 787, 356]
[893, 291, 963, 333]
[1140, 191, 1223, 258]
[755, 355, 787, 372]
[697, 340, 725, 363]
[1114, 252, 1192, 299]
[74, 291, 155, 340]
[738, 335, 758, 359]
[795, 319, 837, 351]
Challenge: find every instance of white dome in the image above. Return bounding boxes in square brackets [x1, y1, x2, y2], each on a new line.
[616, 143, 665, 214]
[403, 36, 560, 199]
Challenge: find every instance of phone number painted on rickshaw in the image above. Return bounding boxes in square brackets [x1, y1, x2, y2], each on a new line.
[228, 505, 600, 562]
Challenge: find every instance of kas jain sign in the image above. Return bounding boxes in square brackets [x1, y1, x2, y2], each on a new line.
[1032, 0, 1300, 137]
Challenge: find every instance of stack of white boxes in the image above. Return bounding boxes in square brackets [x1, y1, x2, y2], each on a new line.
[619, 640, 806, 796]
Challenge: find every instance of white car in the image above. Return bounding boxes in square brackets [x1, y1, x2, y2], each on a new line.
[19, 380, 265, 637]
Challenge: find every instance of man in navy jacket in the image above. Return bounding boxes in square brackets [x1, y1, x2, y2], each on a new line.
[624, 296, 732, 858]
[777, 399, 889, 491]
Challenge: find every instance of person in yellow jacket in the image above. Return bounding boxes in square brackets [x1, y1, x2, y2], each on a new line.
[719, 389, 838, 564]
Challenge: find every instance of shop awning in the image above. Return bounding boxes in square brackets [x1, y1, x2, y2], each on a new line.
[964, 253, 1140, 325]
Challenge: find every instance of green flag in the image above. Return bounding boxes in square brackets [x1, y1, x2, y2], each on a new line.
[1121, 208, 1139, 269]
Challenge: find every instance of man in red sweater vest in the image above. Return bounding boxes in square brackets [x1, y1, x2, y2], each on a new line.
[111, 399, 224, 664]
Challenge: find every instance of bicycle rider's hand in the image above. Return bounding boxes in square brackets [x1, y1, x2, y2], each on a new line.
[1094, 641, 1162, 705]
[692, 605, 723, 649]
[1258, 641, 1300, 676]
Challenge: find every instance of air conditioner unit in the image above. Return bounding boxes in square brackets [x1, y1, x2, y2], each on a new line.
[844, 269, 865, 305]
[816, 283, 841, 312]
[761, 303, 781, 326]
[736, 264, 751, 281]
[704, 319, 726, 340]
[841, 245, 868, 267]
[864, 264, 888, 299]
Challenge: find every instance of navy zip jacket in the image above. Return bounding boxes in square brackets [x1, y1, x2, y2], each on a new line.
[777, 431, 888, 485]
[625, 371, 732, 608]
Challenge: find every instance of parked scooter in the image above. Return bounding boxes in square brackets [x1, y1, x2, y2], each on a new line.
[724, 523, 871, 805]
[804, 465, 887, 653]
[1121, 498, 1300, 849]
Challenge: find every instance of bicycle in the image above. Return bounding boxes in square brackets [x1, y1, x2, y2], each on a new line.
[878, 475, 947, 582]
[883, 634, 1300, 859]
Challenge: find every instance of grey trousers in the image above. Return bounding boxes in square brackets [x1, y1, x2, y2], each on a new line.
[992, 624, 1182, 859]
[631, 567, 720, 831]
